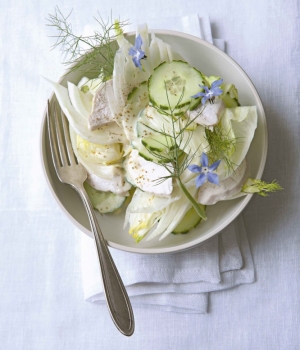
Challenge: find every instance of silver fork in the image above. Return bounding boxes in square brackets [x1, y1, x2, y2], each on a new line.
[47, 100, 134, 336]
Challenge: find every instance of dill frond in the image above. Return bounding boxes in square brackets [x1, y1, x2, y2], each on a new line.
[46, 7, 128, 78]
[242, 179, 283, 196]
[205, 126, 237, 172]
[145, 83, 205, 177]
[142, 83, 207, 220]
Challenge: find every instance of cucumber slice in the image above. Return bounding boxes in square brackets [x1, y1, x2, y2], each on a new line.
[132, 138, 182, 164]
[83, 182, 126, 213]
[219, 83, 240, 108]
[141, 133, 174, 152]
[131, 139, 167, 163]
[148, 60, 203, 112]
[172, 205, 206, 234]
[127, 81, 149, 104]
[136, 109, 174, 152]
[222, 93, 240, 108]
[131, 139, 158, 162]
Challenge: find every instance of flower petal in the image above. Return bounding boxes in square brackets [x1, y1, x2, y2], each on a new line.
[196, 173, 207, 188]
[211, 79, 223, 89]
[128, 47, 137, 56]
[188, 164, 202, 173]
[209, 159, 221, 171]
[200, 152, 209, 167]
[201, 96, 208, 105]
[203, 86, 210, 93]
[191, 92, 205, 99]
[211, 87, 223, 96]
[207, 172, 219, 185]
[135, 34, 143, 49]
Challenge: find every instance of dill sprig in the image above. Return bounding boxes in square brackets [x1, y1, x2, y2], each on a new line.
[144, 88, 200, 178]
[46, 7, 128, 78]
[242, 179, 283, 196]
[142, 84, 207, 220]
[205, 125, 237, 173]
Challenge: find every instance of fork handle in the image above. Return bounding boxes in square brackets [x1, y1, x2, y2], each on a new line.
[76, 185, 134, 336]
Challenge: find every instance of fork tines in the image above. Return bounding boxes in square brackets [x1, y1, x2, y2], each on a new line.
[47, 100, 78, 170]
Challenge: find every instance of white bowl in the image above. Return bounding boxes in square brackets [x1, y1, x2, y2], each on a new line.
[40, 30, 267, 254]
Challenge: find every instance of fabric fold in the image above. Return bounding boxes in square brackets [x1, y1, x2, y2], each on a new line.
[81, 215, 254, 313]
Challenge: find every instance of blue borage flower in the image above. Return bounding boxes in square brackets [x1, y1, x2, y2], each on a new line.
[188, 152, 221, 188]
[128, 34, 146, 69]
[192, 79, 223, 105]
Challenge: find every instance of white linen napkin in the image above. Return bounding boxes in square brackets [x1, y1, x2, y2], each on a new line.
[80, 14, 255, 313]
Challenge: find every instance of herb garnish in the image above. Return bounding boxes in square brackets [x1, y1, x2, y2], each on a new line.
[141, 85, 208, 220]
[204, 125, 237, 173]
[242, 179, 283, 196]
[46, 7, 128, 78]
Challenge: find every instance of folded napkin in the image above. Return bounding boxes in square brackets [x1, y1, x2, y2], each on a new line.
[80, 14, 255, 314]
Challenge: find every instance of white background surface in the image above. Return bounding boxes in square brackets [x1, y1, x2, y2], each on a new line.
[0, 0, 299, 349]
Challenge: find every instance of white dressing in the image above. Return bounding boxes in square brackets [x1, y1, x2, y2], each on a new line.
[123, 149, 173, 197]
[188, 99, 225, 126]
[86, 171, 131, 195]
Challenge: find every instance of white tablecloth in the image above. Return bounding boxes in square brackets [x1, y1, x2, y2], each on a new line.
[0, 1, 299, 349]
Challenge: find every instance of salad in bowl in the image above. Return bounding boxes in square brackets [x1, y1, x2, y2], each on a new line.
[43, 12, 281, 248]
